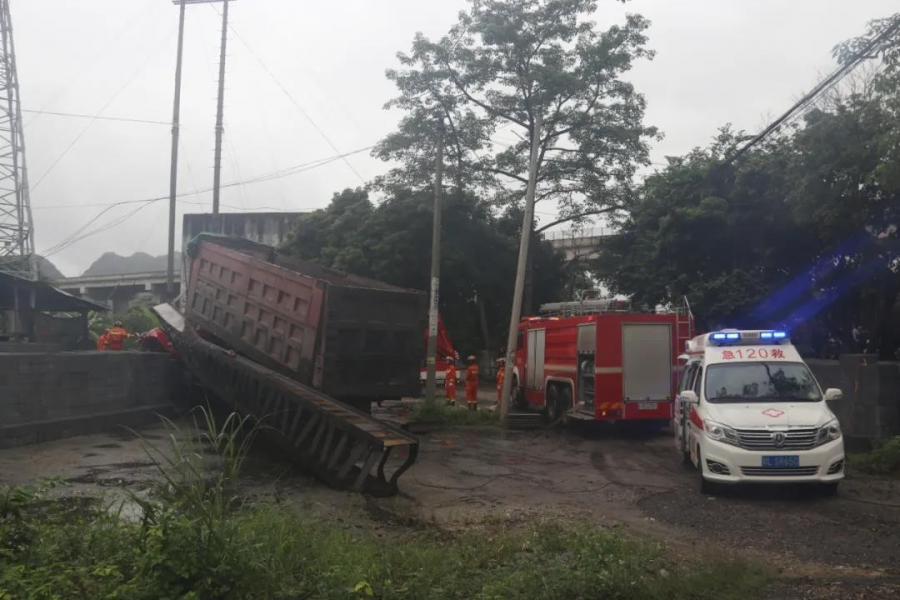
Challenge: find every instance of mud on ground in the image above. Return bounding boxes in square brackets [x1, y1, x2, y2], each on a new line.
[2, 418, 899, 599]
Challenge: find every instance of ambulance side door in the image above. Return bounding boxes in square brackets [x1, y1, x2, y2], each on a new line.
[686, 364, 704, 464]
[674, 362, 697, 453]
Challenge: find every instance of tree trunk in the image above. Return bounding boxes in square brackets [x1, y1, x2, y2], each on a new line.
[523, 229, 536, 317]
[476, 294, 492, 357]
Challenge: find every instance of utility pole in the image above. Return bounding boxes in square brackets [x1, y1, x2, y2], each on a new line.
[211, 0, 230, 214]
[499, 112, 542, 424]
[167, 0, 187, 300]
[424, 126, 445, 407]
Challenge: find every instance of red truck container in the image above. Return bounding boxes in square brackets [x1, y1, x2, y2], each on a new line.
[185, 236, 427, 411]
[511, 300, 693, 423]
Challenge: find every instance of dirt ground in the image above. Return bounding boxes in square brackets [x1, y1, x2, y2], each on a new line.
[3, 410, 900, 600]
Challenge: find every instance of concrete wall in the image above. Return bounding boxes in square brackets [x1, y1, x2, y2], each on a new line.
[0, 351, 181, 448]
[808, 355, 900, 443]
[182, 212, 302, 253]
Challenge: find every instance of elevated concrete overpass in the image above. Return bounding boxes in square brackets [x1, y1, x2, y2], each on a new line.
[56, 271, 181, 314]
[545, 227, 617, 261]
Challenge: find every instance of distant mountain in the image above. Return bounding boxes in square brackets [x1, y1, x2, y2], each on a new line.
[37, 256, 65, 280]
[82, 252, 182, 277]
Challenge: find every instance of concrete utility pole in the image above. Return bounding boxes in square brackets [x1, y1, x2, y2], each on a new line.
[167, 0, 187, 300]
[424, 126, 445, 407]
[499, 112, 542, 424]
[166, 0, 231, 299]
[212, 0, 230, 214]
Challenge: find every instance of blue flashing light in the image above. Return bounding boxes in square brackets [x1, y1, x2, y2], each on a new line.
[711, 333, 727, 341]
[760, 332, 774, 340]
[773, 331, 787, 339]
[725, 332, 741, 340]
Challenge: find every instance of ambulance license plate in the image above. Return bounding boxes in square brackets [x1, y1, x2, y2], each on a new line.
[638, 402, 657, 411]
[762, 456, 799, 468]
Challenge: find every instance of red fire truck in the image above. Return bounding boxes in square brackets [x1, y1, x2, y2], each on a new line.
[511, 298, 693, 423]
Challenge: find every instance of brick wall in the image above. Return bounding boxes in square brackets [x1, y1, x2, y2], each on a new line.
[808, 355, 900, 444]
[0, 351, 181, 448]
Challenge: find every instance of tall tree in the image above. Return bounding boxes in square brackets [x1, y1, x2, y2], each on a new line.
[283, 188, 566, 354]
[375, 0, 657, 309]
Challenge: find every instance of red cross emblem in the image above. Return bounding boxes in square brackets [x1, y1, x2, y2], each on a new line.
[762, 408, 785, 418]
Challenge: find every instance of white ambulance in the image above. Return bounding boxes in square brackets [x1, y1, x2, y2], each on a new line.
[673, 330, 845, 494]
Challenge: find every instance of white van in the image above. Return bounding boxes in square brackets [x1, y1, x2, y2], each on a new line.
[673, 330, 845, 494]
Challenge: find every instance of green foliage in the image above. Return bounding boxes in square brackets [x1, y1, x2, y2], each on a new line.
[850, 437, 900, 475]
[377, 0, 658, 228]
[89, 306, 160, 348]
[283, 188, 566, 355]
[409, 402, 500, 427]
[598, 35, 900, 353]
[0, 504, 769, 600]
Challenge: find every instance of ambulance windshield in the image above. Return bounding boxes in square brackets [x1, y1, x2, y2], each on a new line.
[705, 362, 822, 403]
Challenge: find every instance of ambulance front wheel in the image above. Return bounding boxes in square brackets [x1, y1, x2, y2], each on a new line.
[821, 482, 839, 497]
[697, 447, 717, 495]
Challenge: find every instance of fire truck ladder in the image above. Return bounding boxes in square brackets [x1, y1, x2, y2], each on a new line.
[154, 304, 419, 497]
[675, 296, 694, 351]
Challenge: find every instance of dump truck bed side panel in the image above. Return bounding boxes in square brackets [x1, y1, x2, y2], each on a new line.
[187, 241, 325, 381]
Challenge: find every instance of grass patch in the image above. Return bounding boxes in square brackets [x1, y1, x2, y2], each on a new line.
[849, 436, 900, 476]
[408, 401, 500, 426]
[0, 408, 770, 599]
[0, 502, 769, 599]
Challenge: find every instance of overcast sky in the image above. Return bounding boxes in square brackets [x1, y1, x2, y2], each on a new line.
[14, 0, 897, 276]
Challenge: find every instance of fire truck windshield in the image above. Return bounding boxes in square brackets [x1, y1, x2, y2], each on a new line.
[705, 362, 822, 403]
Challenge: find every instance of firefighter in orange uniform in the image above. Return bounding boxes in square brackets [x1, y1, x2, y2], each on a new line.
[100, 321, 130, 351]
[465, 355, 479, 410]
[496, 358, 506, 403]
[444, 357, 458, 406]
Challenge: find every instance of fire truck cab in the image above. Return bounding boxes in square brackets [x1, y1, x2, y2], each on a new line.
[674, 330, 845, 494]
[512, 299, 693, 424]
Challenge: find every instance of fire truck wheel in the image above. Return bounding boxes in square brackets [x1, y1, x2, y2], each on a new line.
[512, 377, 527, 411]
[559, 386, 573, 425]
[544, 385, 559, 422]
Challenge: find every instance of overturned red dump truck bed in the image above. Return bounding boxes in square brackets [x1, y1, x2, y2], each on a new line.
[155, 236, 425, 496]
[185, 236, 427, 410]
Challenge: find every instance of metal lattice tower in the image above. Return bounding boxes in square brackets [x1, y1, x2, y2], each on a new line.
[0, 0, 34, 280]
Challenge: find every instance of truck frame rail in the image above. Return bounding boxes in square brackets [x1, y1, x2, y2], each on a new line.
[155, 303, 418, 497]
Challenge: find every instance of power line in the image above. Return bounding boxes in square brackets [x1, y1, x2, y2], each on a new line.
[36, 146, 372, 256]
[214, 5, 367, 184]
[31, 28, 176, 192]
[23, 109, 170, 127]
[727, 15, 900, 164]
[23, 0, 161, 129]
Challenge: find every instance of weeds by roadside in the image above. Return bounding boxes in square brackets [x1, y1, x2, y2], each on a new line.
[409, 401, 500, 427]
[0, 408, 771, 599]
[850, 436, 900, 476]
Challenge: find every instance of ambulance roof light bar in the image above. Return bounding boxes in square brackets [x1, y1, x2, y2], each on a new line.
[708, 330, 789, 346]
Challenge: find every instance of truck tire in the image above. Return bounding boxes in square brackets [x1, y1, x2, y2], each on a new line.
[545, 385, 560, 423]
[512, 377, 527, 411]
[559, 386, 573, 426]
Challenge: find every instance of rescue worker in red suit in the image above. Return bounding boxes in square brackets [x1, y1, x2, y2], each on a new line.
[444, 357, 458, 406]
[496, 358, 506, 403]
[465, 355, 479, 410]
[100, 321, 130, 351]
